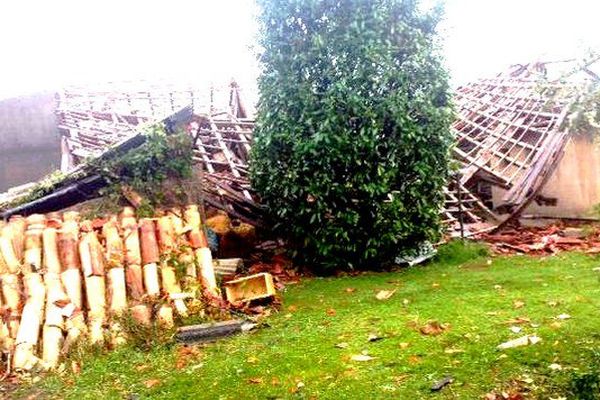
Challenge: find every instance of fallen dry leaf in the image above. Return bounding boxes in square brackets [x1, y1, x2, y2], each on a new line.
[550, 321, 562, 329]
[513, 300, 525, 309]
[399, 342, 410, 349]
[547, 300, 558, 307]
[444, 348, 464, 354]
[326, 308, 337, 316]
[556, 313, 571, 320]
[497, 335, 541, 350]
[408, 355, 422, 364]
[504, 316, 531, 325]
[71, 361, 81, 375]
[335, 342, 349, 349]
[287, 304, 298, 312]
[432, 283, 440, 288]
[246, 356, 258, 364]
[144, 379, 161, 388]
[345, 287, 356, 293]
[548, 363, 562, 371]
[367, 333, 383, 342]
[375, 289, 397, 300]
[510, 326, 522, 334]
[248, 377, 263, 384]
[420, 321, 450, 336]
[351, 354, 375, 362]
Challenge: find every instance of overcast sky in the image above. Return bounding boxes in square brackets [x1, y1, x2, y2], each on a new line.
[0, 0, 599, 100]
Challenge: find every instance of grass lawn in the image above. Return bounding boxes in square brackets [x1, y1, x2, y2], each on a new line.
[17, 242, 600, 399]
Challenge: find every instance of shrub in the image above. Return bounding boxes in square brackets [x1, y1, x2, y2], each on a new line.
[251, 0, 454, 271]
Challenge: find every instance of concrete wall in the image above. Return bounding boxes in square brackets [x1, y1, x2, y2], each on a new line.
[523, 135, 600, 218]
[0, 93, 60, 192]
[490, 135, 600, 218]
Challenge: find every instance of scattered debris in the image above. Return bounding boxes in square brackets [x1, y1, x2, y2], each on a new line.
[509, 326, 522, 334]
[480, 224, 600, 255]
[556, 313, 571, 320]
[335, 342, 349, 349]
[351, 354, 375, 362]
[375, 289, 397, 300]
[224, 273, 276, 304]
[548, 363, 563, 371]
[420, 321, 450, 336]
[176, 320, 257, 344]
[213, 258, 243, 277]
[430, 375, 454, 392]
[367, 334, 383, 342]
[497, 335, 541, 350]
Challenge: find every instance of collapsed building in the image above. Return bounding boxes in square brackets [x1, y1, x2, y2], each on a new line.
[453, 60, 600, 225]
[2, 60, 600, 234]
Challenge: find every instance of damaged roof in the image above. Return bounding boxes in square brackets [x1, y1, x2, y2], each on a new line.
[452, 59, 599, 221]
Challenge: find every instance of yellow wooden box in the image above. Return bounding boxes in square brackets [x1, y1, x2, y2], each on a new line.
[224, 272, 276, 303]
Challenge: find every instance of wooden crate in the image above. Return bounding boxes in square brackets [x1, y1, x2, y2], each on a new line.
[224, 272, 275, 303]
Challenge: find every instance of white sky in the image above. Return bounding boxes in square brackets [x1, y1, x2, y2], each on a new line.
[0, 0, 599, 100]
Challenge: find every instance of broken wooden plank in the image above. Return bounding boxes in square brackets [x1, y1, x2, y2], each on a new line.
[176, 319, 256, 344]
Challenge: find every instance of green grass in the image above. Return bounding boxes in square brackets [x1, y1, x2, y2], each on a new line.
[17, 242, 600, 399]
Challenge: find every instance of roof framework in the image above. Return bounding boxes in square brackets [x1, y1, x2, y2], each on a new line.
[452, 64, 581, 215]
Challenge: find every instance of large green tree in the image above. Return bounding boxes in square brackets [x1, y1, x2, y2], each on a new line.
[251, 0, 454, 271]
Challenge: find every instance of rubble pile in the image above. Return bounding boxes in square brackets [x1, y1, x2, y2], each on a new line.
[478, 224, 600, 255]
[0, 205, 276, 373]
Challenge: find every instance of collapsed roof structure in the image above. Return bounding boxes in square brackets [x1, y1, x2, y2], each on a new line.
[452, 60, 600, 224]
[3, 59, 599, 236]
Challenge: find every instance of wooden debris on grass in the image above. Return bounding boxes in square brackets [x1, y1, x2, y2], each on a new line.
[224, 273, 276, 304]
[0, 204, 276, 373]
[479, 224, 600, 255]
[176, 320, 257, 344]
[497, 335, 541, 350]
